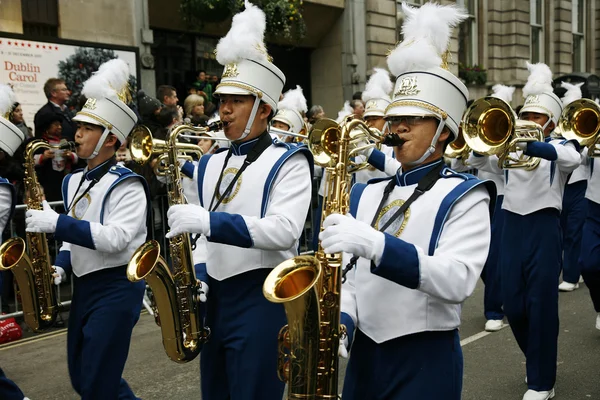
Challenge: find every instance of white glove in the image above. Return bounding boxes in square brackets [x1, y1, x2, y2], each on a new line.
[338, 336, 349, 358]
[319, 214, 385, 265]
[198, 280, 209, 303]
[25, 200, 59, 233]
[515, 142, 528, 151]
[166, 204, 210, 239]
[52, 266, 66, 285]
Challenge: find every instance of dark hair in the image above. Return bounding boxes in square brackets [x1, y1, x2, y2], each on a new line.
[197, 70, 206, 75]
[350, 99, 364, 109]
[43, 78, 66, 99]
[307, 105, 324, 123]
[156, 105, 178, 127]
[156, 85, 176, 103]
[352, 91, 363, 100]
[113, 138, 122, 151]
[8, 102, 20, 122]
[76, 95, 88, 112]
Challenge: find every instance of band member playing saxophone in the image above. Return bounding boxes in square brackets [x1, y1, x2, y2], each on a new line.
[166, 2, 313, 399]
[319, 3, 494, 399]
[25, 60, 150, 400]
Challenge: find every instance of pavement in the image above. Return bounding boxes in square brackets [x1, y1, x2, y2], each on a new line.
[1, 280, 599, 400]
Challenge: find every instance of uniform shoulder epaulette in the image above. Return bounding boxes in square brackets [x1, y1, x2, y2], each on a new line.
[215, 147, 229, 154]
[0, 177, 8, 184]
[107, 164, 135, 177]
[440, 166, 478, 182]
[366, 176, 394, 185]
[272, 137, 295, 150]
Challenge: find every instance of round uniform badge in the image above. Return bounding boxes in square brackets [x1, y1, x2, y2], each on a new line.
[375, 199, 410, 237]
[217, 167, 242, 204]
[72, 193, 92, 220]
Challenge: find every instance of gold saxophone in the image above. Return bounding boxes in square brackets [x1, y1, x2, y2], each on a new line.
[263, 117, 378, 399]
[126, 122, 221, 363]
[0, 139, 76, 332]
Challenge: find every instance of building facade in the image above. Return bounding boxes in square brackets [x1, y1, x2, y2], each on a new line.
[0, 0, 598, 116]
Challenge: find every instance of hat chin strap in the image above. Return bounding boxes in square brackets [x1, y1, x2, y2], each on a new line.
[542, 117, 554, 132]
[404, 117, 446, 167]
[236, 96, 261, 142]
[81, 127, 111, 160]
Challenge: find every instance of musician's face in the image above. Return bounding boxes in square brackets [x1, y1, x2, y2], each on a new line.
[272, 120, 290, 131]
[387, 115, 449, 170]
[219, 94, 271, 141]
[364, 116, 386, 133]
[520, 112, 554, 136]
[75, 123, 117, 159]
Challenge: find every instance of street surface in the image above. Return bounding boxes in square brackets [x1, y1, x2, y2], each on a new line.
[2, 280, 599, 399]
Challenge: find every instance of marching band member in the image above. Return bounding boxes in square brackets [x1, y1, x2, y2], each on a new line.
[321, 3, 493, 399]
[479, 84, 514, 332]
[165, 2, 313, 399]
[558, 82, 588, 292]
[355, 68, 396, 184]
[0, 85, 29, 400]
[270, 85, 308, 143]
[25, 60, 150, 400]
[470, 62, 580, 400]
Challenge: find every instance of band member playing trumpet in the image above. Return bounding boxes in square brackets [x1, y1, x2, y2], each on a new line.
[0, 84, 30, 400]
[469, 62, 580, 400]
[25, 60, 150, 400]
[320, 4, 493, 399]
[165, 2, 313, 399]
[270, 85, 308, 143]
[559, 82, 588, 292]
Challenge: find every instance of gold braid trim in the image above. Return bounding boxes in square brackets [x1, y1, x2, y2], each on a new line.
[385, 100, 448, 120]
[521, 104, 555, 119]
[216, 82, 263, 99]
[76, 111, 114, 130]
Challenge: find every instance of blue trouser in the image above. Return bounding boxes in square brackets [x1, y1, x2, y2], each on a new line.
[501, 209, 560, 392]
[0, 367, 25, 400]
[481, 195, 505, 320]
[201, 269, 286, 400]
[312, 195, 323, 251]
[342, 329, 463, 400]
[561, 180, 588, 283]
[580, 200, 600, 312]
[67, 266, 145, 400]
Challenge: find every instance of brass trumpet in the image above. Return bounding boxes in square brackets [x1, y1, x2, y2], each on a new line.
[462, 96, 543, 171]
[557, 98, 600, 157]
[444, 124, 471, 163]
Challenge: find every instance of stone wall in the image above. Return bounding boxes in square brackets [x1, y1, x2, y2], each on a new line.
[0, 0, 24, 34]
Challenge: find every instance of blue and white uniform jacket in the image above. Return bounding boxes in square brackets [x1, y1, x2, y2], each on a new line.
[184, 136, 313, 282]
[468, 137, 580, 215]
[455, 156, 505, 196]
[585, 150, 600, 205]
[341, 160, 494, 344]
[0, 177, 16, 245]
[54, 160, 151, 277]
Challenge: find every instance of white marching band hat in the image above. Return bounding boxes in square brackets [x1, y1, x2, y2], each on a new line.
[336, 101, 354, 124]
[386, 2, 468, 142]
[362, 68, 393, 118]
[213, 0, 285, 120]
[0, 84, 25, 156]
[490, 84, 516, 105]
[73, 59, 137, 146]
[519, 62, 563, 125]
[272, 85, 308, 134]
[560, 81, 584, 106]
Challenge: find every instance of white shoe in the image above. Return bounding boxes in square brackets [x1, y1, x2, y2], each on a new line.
[579, 276, 584, 284]
[525, 376, 527, 384]
[484, 319, 503, 332]
[558, 281, 579, 291]
[522, 388, 555, 400]
[596, 313, 600, 331]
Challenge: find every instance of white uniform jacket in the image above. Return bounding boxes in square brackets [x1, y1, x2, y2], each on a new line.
[586, 153, 600, 204]
[188, 135, 313, 281]
[354, 145, 396, 184]
[0, 177, 16, 245]
[54, 160, 151, 277]
[341, 160, 494, 344]
[468, 137, 580, 215]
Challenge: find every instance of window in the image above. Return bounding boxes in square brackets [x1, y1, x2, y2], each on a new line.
[572, 0, 585, 71]
[530, 0, 543, 63]
[21, 0, 59, 38]
[457, 0, 478, 67]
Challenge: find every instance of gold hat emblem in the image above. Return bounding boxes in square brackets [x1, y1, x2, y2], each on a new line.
[366, 100, 378, 110]
[84, 98, 97, 110]
[394, 76, 420, 97]
[525, 95, 540, 105]
[222, 63, 239, 78]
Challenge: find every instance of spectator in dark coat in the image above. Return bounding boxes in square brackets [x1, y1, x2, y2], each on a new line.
[34, 78, 78, 141]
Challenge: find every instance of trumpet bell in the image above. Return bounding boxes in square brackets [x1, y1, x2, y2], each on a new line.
[129, 125, 159, 165]
[462, 97, 514, 155]
[308, 118, 340, 167]
[559, 98, 600, 151]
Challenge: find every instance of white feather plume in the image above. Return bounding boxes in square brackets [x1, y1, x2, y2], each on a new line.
[490, 84, 516, 104]
[81, 58, 130, 100]
[216, 0, 268, 65]
[362, 68, 393, 102]
[278, 86, 308, 114]
[522, 62, 554, 98]
[387, 2, 467, 76]
[0, 84, 16, 116]
[336, 101, 353, 123]
[560, 81, 584, 106]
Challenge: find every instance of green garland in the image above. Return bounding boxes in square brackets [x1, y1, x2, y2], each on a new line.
[180, 0, 306, 41]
